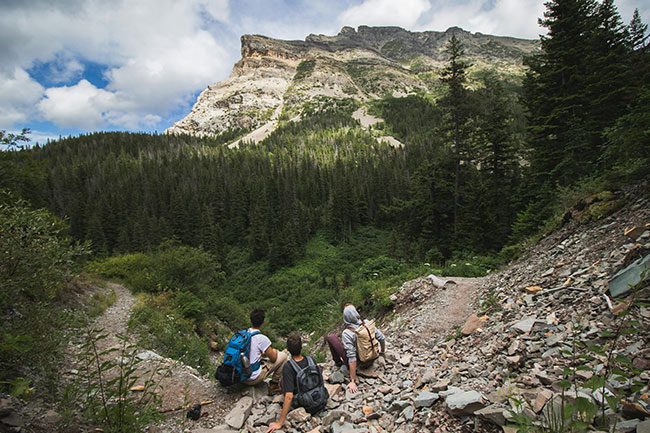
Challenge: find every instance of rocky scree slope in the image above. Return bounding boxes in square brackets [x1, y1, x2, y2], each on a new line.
[191, 184, 649, 433]
[166, 26, 538, 139]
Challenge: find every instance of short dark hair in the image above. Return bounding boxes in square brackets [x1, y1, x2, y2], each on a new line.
[250, 309, 265, 328]
[286, 332, 302, 357]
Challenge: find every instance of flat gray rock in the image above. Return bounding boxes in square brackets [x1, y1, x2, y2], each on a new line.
[322, 409, 352, 426]
[637, 419, 650, 433]
[445, 390, 485, 415]
[475, 405, 508, 426]
[330, 370, 346, 384]
[511, 317, 537, 334]
[332, 420, 368, 433]
[414, 390, 439, 408]
[225, 396, 253, 429]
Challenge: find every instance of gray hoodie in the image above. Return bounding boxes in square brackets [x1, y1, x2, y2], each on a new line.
[341, 305, 385, 363]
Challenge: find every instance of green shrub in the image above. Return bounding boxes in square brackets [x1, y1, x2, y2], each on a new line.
[206, 297, 248, 330]
[0, 190, 89, 394]
[175, 290, 206, 322]
[440, 254, 499, 277]
[0, 190, 88, 307]
[294, 60, 316, 80]
[129, 293, 211, 374]
[356, 256, 405, 280]
[86, 253, 149, 284]
[155, 242, 223, 292]
[88, 242, 224, 294]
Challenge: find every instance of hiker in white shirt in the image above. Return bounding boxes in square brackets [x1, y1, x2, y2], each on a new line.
[244, 309, 287, 394]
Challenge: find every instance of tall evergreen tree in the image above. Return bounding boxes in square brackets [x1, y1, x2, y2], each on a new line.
[629, 8, 648, 50]
[475, 77, 522, 246]
[586, 0, 632, 153]
[524, 0, 599, 187]
[439, 34, 472, 239]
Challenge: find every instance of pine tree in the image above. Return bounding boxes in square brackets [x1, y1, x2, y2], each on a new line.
[629, 8, 648, 50]
[85, 211, 107, 255]
[248, 200, 269, 261]
[439, 34, 472, 239]
[586, 0, 632, 152]
[475, 77, 521, 246]
[524, 0, 600, 187]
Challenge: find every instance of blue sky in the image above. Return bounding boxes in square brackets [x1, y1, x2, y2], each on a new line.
[1, 0, 647, 146]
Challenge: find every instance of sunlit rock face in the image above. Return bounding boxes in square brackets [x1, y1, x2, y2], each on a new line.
[166, 26, 538, 138]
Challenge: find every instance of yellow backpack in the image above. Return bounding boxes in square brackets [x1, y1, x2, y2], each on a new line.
[354, 320, 381, 363]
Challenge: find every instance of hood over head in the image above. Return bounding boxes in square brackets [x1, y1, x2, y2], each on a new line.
[343, 304, 362, 326]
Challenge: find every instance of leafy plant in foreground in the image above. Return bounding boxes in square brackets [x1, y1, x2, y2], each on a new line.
[73, 329, 164, 433]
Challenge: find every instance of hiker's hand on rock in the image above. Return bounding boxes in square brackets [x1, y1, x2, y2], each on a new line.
[348, 381, 358, 393]
[267, 421, 282, 432]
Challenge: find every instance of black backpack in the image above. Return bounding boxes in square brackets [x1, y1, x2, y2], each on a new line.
[289, 356, 329, 414]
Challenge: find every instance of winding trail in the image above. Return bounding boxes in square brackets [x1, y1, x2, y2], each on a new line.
[384, 276, 484, 347]
[90, 283, 135, 351]
[77, 283, 239, 432]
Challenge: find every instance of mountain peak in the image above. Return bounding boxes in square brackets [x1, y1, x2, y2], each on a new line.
[167, 25, 539, 138]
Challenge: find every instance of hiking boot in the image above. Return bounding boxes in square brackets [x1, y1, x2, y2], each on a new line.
[268, 381, 282, 396]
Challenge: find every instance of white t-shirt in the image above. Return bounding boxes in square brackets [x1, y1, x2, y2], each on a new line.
[248, 328, 271, 381]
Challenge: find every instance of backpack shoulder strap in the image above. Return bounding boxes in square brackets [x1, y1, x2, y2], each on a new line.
[359, 320, 376, 341]
[306, 356, 315, 368]
[247, 331, 263, 372]
[288, 359, 302, 374]
[289, 359, 305, 393]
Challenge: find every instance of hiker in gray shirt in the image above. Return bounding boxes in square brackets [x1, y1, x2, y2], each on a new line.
[326, 304, 385, 394]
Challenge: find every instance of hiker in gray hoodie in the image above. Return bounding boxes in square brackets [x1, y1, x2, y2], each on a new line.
[325, 304, 385, 393]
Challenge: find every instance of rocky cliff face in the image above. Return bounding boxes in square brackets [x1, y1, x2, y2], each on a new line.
[166, 26, 538, 138]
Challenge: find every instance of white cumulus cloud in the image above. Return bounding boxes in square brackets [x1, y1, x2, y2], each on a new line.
[46, 55, 85, 84]
[420, 0, 546, 38]
[337, 0, 548, 38]
[0, 0, 231, 130]
[39, 80, 121, 130]
[339, 0, 431, 28]
[0, 68, 45, 126]
[199, 0, 231, 23]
